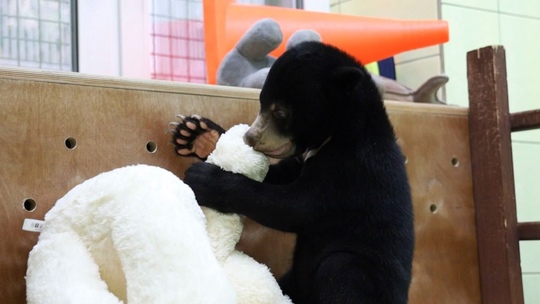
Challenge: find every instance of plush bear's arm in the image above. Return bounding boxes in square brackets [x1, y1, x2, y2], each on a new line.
[239, 67, 271, 89]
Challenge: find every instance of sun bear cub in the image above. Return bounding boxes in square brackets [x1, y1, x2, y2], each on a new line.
[174, 41, 414, 304]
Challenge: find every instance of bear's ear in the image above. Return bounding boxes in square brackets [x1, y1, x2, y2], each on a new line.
[330, 66, 365, 92]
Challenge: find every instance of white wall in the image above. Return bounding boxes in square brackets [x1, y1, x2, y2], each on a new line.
[304, 0, 330, 12]
[78, 0, 120, 75]
[78, 0, 150, 78]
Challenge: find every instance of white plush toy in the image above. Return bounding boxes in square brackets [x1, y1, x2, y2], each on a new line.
[26, 124, 291, 304]
[202, 124, 291, 304]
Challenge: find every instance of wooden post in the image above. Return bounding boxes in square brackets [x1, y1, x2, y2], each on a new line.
[467, 45, 524, 304]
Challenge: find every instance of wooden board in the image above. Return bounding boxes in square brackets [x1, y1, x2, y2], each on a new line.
[468, 45, 524, 304]
[0, 67, 480, 303]
[389, 102, 481, 303]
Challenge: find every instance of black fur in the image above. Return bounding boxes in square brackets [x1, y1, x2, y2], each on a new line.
[184, 41, 414, 303]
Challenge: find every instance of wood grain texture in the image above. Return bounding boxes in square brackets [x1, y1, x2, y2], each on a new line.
[389, 103, 480, 303]
[467, 45, 524, 304]
[0, 67, 480, 303]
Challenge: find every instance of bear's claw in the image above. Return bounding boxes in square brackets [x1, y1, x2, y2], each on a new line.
[170, 115, 226, 160]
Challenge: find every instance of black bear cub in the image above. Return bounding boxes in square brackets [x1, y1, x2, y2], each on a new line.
[175, 41, 414, 304]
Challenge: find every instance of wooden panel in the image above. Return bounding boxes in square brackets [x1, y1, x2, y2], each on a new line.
[387, 102, 481, 303]
[467, 45, 524, 304]
[0, 67, 481, 303]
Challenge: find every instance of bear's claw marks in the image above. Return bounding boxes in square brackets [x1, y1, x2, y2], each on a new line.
[170, 115, 226, 160]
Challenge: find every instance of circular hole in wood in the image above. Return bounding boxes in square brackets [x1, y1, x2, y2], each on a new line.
[430, 204, 437, 213]
[451, 156, 459, 167]
[22, 198, 37, 212]
[146, 141, 157, 153]
[65, 137, 77, 150]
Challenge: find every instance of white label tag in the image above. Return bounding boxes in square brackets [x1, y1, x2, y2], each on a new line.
[22, 219, 45, 233]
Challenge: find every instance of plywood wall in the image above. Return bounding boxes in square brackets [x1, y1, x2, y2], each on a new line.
[0, 67, 480, 303]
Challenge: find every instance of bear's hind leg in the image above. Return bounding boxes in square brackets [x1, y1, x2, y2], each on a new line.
[313, 252, 378, 304]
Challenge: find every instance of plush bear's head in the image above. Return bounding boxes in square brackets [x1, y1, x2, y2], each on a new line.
[207, 124, 269, 181]
[217, 18, 323, 89]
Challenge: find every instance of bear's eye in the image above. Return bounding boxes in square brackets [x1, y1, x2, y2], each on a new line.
[274, 109, 287, 120]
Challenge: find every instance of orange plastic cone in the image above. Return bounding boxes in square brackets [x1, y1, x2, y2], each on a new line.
[204, 0, 449, 84]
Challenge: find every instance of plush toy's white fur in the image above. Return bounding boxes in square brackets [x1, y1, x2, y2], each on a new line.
[26, 124, 291, 304]
[204, 125, 291, 304]
[26, 165, 232, 304]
